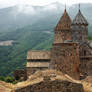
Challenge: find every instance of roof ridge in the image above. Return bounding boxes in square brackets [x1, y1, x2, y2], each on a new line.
[72, 10, 88, 25]
[55, 9, 71, 31]
[28, 50, 50, 52]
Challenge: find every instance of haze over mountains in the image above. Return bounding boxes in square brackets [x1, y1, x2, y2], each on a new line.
[0, 2, 92, 76]
[0, 2, 92, 32]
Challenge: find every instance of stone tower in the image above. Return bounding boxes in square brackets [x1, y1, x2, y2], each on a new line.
[54, 9, 72, 43]
[51, 9, 80, 80]
[71, 6, 90, 57]
[71, 7, 88, 43]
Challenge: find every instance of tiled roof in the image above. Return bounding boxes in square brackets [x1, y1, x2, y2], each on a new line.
[26, 62, 49, 68]
[55, 9, 71, 31]
[72, 10, 88, 25]
[27, 50, 51, 60]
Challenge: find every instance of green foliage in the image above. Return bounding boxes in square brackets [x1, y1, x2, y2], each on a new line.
[0, 76, 5, 81]
[0, 76, 17, 84]
[0, 4, 92, 77]
[0, 25, 53, 76]
[5, 76, 14, 83]
[88, 37, 92, 40]
[0, 17, 91, 76]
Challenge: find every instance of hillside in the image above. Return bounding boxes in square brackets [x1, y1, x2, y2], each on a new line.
[0, 29, 53, 76]
[0, 3, 92, 76]
[0, 70, 92, 92]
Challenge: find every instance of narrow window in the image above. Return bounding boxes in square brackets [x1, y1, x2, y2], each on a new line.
[84, 50, 86, 56]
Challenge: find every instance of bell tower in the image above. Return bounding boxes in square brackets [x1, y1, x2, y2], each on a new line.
[71, 4, 88, 43]
[54, 9, 72, 43]
[51, 8, 80, 80]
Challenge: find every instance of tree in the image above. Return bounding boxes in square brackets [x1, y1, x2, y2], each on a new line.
[5, 76, 14, 83]
[0, 76, 5, 81]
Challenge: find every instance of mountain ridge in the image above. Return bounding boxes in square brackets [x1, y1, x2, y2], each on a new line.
[0, 3, 92, 76]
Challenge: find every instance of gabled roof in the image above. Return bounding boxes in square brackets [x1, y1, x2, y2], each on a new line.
[72, 10, 88, 25]
[55, 9, 71, 31]
[27, 50, 51, 60]
[26, 62, 49, 68]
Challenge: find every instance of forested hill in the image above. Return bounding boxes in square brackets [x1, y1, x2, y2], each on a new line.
[0, 3, 92, 76]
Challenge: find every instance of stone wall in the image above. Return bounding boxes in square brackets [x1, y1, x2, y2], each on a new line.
[80, 56, 92, 79]
[13, 79, 84, 92]
[26, 59, 50, 78]
[50, 43, 80, 80]
[27, 67, 48, 78]
[79, 43, 92, 56]
[72, 25, 88, 42]
[54, 30, 72, 43]
[14, 69, 27, 81]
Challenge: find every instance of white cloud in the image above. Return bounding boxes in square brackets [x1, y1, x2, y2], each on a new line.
[0, 0, 92, 8]
[16, 5, 36, 15]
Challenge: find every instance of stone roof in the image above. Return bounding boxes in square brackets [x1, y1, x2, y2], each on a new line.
[72, 10, 88, 25]
[55, 9, 71, 31]
[27, 50, 51, 60]
[26, 62, 49, 68]
[79, 42, 92, 55]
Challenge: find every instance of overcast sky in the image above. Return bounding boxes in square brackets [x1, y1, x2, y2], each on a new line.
[0, 0, 92, 8]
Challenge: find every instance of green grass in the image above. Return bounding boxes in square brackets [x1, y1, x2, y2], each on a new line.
[0, 24, 92, 76]
[0, 27, 53, 76]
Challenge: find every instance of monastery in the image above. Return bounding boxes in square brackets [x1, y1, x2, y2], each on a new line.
[14, 5, 92, 81]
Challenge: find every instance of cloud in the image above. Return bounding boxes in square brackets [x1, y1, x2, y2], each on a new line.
[17, 5, 36, 14]
[10, 5, 36, 17]
[43, 4, 58, 11]
[0, 0, 92, 8]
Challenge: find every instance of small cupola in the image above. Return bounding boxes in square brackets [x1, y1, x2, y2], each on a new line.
[72, 5, 88, 26]
[55, 9, 71, 31]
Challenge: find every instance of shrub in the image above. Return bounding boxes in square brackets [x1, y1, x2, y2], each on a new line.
[5, 76, 14, 83]
[0, 76, 5, 81]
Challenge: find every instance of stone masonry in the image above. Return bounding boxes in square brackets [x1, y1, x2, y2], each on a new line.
[14, 80, 84, 92]
[24, 6, 92, 81]
[51, 43, 80, 80]
[13, 70, 84, 92]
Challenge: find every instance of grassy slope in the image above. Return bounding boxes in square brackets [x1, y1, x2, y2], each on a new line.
[0, 26, 53, 76]
[0, 23, 92, 76]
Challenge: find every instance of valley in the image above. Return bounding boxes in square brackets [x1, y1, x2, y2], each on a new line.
[0, 3, 92, 76]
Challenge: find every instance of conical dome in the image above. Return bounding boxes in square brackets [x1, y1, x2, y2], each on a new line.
[55, 9, 71, 31]
[72, 10, 88, 25]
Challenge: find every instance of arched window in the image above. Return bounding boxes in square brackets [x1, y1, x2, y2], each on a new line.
[84, 50, 86, 56]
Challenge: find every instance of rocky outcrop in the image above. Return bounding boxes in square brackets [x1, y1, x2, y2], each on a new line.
[0, 81, 14, 92]
[14, 80, 84, 92]
[12, 70, 84, 92]
[14, 69, 27, 81]
[1, 70, 92, 92]
[83, 76, 92, 83]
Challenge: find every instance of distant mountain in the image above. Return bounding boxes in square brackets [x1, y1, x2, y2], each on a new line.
[0, 2, 65, 32]
[0, 3, 92, 76]
[0, 3, 92, 30]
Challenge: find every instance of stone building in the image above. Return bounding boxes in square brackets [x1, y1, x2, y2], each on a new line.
[15, 6, 92, 80]
[71, 8, 92, 77]
[71, 9, 88, 43]
[50, 9, 80, 80]
[26, 51, 51, 78]
[54, 9, 72, 43]
[51, 43, 80, 80]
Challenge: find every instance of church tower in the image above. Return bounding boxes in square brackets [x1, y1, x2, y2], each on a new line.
[51, 8, 80, 80]
[54, 9, 72, 43]
[71, 5, 88, 43]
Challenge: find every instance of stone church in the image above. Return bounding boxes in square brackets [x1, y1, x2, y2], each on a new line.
[14, 6, 92, 81]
